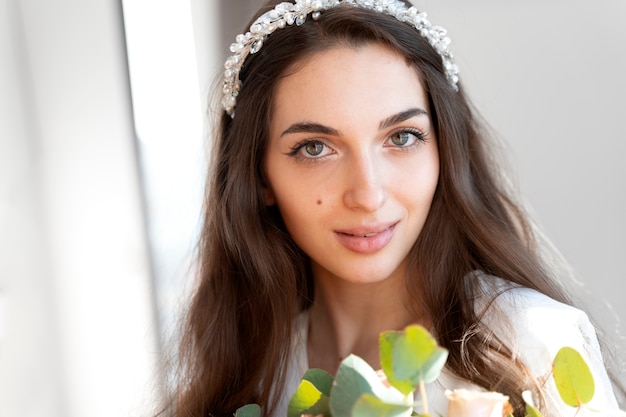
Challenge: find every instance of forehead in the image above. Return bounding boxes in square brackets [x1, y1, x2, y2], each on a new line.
[278, 41, 419, 88]
[270, 43, 428, 129]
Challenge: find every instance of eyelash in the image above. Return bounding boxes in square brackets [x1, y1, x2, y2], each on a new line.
[286, 138, 334, 161]
[286, 128, 428, 161]
[385, 128, 428, 149]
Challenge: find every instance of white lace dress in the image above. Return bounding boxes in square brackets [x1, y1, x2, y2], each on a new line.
[274, 276, 621, 417]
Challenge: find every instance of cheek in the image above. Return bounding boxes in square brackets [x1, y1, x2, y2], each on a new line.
[270, 179, 324, 224]
[398, 153, 439, 203]
[422, 149, 440, 195]
[268, 168, 329, 209]
[425, 164, 440, 199]
[274, 197, 324, 251]
[274, 188, 333, 244]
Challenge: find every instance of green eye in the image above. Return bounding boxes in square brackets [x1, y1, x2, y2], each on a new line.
[305, 142, 325, 156]
[286, 139, 333, 160]
[387, 129, 426, 148]
[390, 132, 412, 146]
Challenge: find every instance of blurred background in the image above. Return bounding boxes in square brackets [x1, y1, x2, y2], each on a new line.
[0, 0, 624, 416]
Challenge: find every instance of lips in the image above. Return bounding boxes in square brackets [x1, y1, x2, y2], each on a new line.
[335, 222, 398, 254]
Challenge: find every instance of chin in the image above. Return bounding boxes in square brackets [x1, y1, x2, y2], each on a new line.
[339, 270, 401, 286]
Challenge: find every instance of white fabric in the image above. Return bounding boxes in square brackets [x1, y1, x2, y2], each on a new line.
[275, 276, 621, 417]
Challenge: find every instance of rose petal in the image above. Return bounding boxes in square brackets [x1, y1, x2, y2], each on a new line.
[446, 389, 511, 417]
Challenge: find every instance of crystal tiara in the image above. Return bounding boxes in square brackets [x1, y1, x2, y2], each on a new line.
[221, 0, 459, 117]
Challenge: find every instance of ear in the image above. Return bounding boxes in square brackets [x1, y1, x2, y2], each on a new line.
[262, 185, 276, 206]
[259, 166, 276, 206]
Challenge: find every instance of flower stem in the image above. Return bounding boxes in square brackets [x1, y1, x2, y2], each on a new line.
[419, 380, 429, 415]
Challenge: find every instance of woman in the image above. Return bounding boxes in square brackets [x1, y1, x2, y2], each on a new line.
[165, 1, 624, 416]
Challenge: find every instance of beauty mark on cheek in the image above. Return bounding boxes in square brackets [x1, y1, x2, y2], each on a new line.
[317, 199, 322, 205]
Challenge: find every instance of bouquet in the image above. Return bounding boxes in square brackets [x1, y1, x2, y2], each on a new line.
[236, 324, 624, 417]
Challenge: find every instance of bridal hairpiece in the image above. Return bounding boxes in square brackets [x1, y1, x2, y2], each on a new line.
[221, 0, 459, 117]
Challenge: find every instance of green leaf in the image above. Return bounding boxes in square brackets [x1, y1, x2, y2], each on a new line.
[351, 393, 413, 417]
[380, 325, 448, 395]
[330, 354, 411, 417]
[287, 368, 334, 417]
[380, 331, 414, 395]
[330, 355, 378, 417]
[525, 404, 543, 417]
[303, 368, 334, 397]
[287, 376, 334, 417]
[552, 346, 595, 407]
[287, 380, 329, 417]
[235, 404, 261, 417]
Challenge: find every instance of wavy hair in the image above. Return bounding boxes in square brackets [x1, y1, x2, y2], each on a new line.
[161, 2, 621, 416]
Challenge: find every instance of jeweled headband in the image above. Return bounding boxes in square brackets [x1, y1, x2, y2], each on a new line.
[221, 0, 459, 117]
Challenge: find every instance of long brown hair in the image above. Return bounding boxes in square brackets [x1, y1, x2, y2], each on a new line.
[164, 2, 620, 416]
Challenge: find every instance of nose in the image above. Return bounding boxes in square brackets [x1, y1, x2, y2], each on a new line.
[342, 152, 387, 212]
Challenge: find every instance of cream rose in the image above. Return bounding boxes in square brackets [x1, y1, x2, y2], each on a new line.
[446, 388, 512, 417]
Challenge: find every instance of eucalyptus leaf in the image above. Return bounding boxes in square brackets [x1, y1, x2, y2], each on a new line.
[329, 354, 378, 417]
[552, 346, 595, 407]
[380, 325, 448, 395]
[397, 325, 448, 384]
[414, 348, 448, 384]
[287, 379, 330, 417]
[302, 368, 334, 397]
[235, 404, 261, 417]
[351, 393, 413, 417]
[525, 404, 543, 417]
[380, 331, 415, 395]
[330, 354, 411, 417]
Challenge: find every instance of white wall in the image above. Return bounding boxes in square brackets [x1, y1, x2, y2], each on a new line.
[0, 0, 160, 416]
[420, 0, 626, 366]
[0, 1, 66, 415]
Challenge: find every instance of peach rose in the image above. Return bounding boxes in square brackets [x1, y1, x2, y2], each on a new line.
[446, 388, 513, 417]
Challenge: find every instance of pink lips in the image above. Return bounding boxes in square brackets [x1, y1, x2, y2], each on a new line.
[335, 222, 397, 254]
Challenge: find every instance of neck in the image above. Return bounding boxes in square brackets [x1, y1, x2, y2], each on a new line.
[307, 268, 427, 374]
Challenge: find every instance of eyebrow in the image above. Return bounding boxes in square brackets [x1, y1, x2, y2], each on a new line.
[279, 107, 429, 137]
[379, 108, 429, 130]
[280, 122, 339, 137]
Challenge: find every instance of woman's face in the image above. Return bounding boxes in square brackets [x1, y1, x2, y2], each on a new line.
[263, 43, 439, 286]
